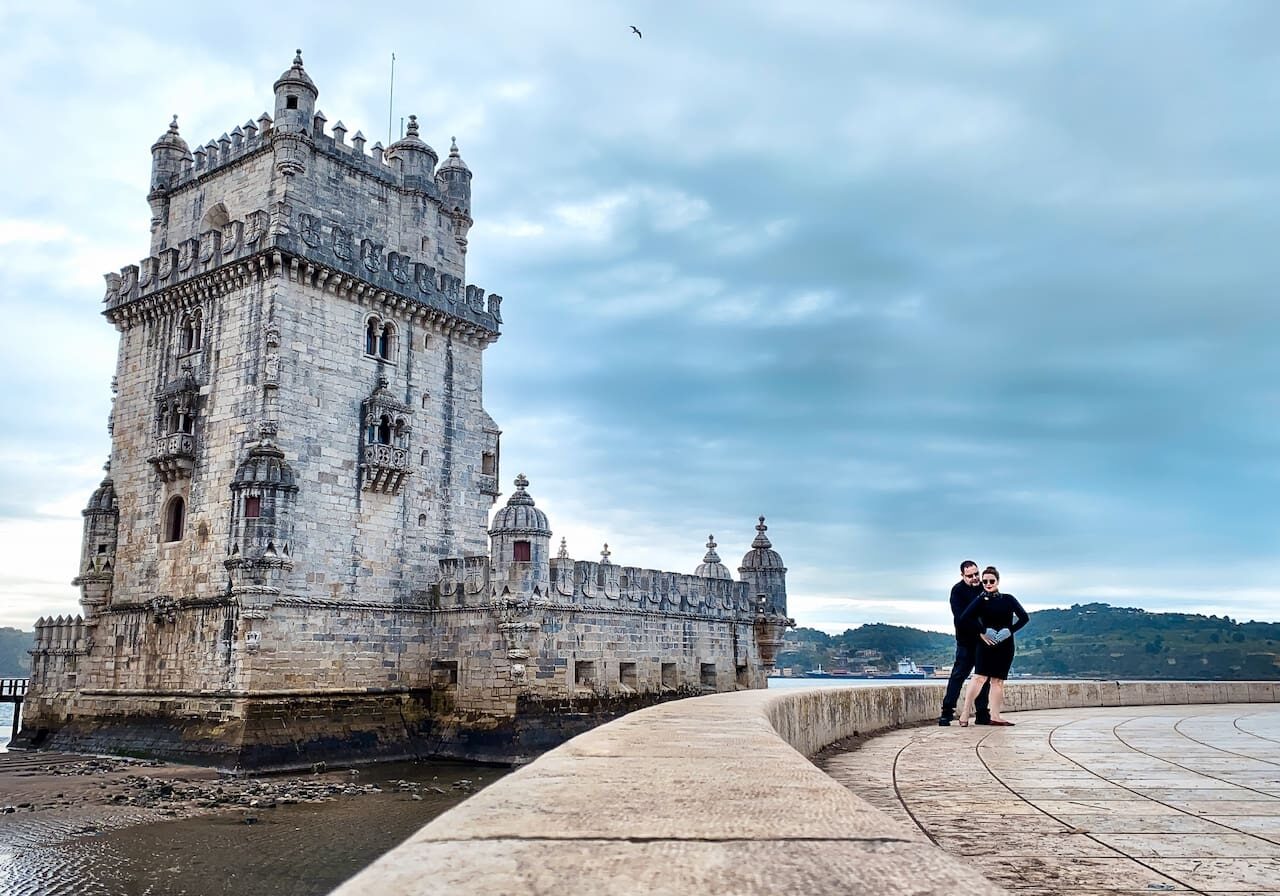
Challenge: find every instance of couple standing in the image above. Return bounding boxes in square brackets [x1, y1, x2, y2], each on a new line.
[938, 561, 1029, 727]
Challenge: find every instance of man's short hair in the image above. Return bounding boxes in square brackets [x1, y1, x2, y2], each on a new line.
[960, 560, 978, 573]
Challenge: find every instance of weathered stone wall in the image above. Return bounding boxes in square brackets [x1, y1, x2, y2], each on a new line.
[330, 681, 1280, 896]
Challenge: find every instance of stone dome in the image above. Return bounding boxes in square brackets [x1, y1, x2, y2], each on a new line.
[387, 115, 439, 165]
[151, 115, 190, 156]
[233, 440, 297, 489]
[438, 136, 470, 174]
[274, 49, 318, 97]
[739, 516, 785, 571]
[694, 535, 732, 580]
[489, 474, 550, 536]
[85, 474, 117, 513]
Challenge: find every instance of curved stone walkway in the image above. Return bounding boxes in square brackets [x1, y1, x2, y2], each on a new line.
[821, 703, 1280, 896]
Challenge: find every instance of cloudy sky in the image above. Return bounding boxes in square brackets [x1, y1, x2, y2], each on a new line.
[1, 1, 1277, 633]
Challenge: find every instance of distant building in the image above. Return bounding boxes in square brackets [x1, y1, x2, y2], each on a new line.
[19, 54, 792, 768]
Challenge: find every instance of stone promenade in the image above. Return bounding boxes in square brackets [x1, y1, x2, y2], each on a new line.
[823, 703, 1280, 895]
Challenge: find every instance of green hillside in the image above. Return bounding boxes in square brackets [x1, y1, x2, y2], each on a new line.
[0, 627, 33, 678]
[781, 603, 1280, 680]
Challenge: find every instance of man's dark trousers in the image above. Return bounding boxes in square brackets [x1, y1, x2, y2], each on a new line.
[940, 639, 989, 723]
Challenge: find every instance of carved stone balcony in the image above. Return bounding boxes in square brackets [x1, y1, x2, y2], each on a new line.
[362, 443, 411, 494]
[148, 433, 196, 482]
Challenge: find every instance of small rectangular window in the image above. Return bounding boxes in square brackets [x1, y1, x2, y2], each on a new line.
[700, 663, 717, 689]
[513, 540, 531, 562]
[619, 662, 637, 689]
[661, 662, 677, 691]
[481, 452, 496, 475]
[574, 660, 596, 687]
[244, 496, 261, 518]
[431, 660, 458, 687]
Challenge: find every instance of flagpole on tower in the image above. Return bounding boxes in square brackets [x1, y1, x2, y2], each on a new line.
[387, 52, 396, 146]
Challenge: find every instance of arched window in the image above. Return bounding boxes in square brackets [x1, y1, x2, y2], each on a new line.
[417, 513, 427, 527]
[420, 449, 429, 465]
[378, 323, 395, 360]
[164, 496, 186, 542]
[365, 318, 380, 356]
[179, 310, 203, 354]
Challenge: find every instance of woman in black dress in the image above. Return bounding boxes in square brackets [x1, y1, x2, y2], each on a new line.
[957, 566, 1029, 727]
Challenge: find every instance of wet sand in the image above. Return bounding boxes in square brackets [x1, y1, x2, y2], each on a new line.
[0, 750, 506, 896]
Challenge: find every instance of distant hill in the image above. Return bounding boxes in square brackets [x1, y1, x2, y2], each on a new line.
[781, 603, 1280, 680]
[0, 628, 33, 678]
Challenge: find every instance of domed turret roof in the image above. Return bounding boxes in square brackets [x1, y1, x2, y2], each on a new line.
[387, 115, 438, 163]
[274, 49, 318, 97]
[233, 439, 297, 489]
[438, 136, 471, 174]
[151, 115, 191, 155]
[489, 474, 550, 536]
[85, 469, 117, 513]
[695, 534, 733, 580]
[739, 516, 786, 571]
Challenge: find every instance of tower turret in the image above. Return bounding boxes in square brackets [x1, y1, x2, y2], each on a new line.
[488, 474, 551, 597]
[149, 115, 191, 192]
[694, 534, 732, 580]
[738, 516, 788, 616]
[437, 136, 472, 213]
[72, 462, 119, 622]
[386, 115, 438, 190]
[147, 116, 191, 246]
[272, 49, 318, 134]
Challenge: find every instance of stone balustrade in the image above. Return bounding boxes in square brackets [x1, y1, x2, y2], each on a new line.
[331, 679, 1280, 895]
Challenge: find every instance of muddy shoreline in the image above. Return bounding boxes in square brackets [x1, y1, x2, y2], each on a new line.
[0, 749, 505, 896]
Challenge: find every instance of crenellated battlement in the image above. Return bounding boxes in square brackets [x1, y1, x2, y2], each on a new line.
[31, 615, 88, 654]
[162, 110, 460, 200]
[432, 554, 760, 620]
[103, 206, 502, 334]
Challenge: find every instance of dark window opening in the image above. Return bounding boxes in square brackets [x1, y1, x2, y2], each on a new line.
[286, 95, 299, 110]
[513, 540, 531, 562]
[164, 496, 186, 542]
[661, 662, 677, 690]
[378, 325, 394, 360]
[481, 452, 496, 475]
[431, 660, 459, 687]
[244, 495, 261, 518]
[619, 662, 637, 689]
[377, 415, 392, 445]
[700, 663, 716, 689]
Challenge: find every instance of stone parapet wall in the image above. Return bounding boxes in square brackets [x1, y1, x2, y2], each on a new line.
[330, 680, 1280, 896]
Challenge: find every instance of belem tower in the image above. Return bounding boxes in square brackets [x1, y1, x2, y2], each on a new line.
[18, 53, 794, 769]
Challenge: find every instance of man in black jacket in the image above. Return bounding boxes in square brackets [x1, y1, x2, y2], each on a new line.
[938, 560, 991, 725]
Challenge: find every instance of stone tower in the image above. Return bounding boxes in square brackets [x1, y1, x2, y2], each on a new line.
[21, 53, 794, 768]
[739, 516, 788, 616]
[109, 50, 502, 615]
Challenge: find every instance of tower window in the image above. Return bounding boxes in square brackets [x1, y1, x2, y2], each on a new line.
[243, 496, 261, 519]
[179, 310, 203, 354]
[417, 513, 427, 527]
[378, 324, 395, 360]
[377, 415, 392, 445]
[420, 449, 429, 465]
[481, 452, 496, 475]
[365, 318, 379, 355]
[513, 540, 531, 562]
[164, 496, 186, 542]
[286, 95, 299, 110]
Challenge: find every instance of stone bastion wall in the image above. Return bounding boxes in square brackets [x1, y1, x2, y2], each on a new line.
[331, 679, 1280, 896]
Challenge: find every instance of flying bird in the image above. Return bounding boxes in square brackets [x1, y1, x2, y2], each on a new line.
[630, 25, 642, 38]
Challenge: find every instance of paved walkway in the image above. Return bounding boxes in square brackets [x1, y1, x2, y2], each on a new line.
[821, 703, 1280, 896]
